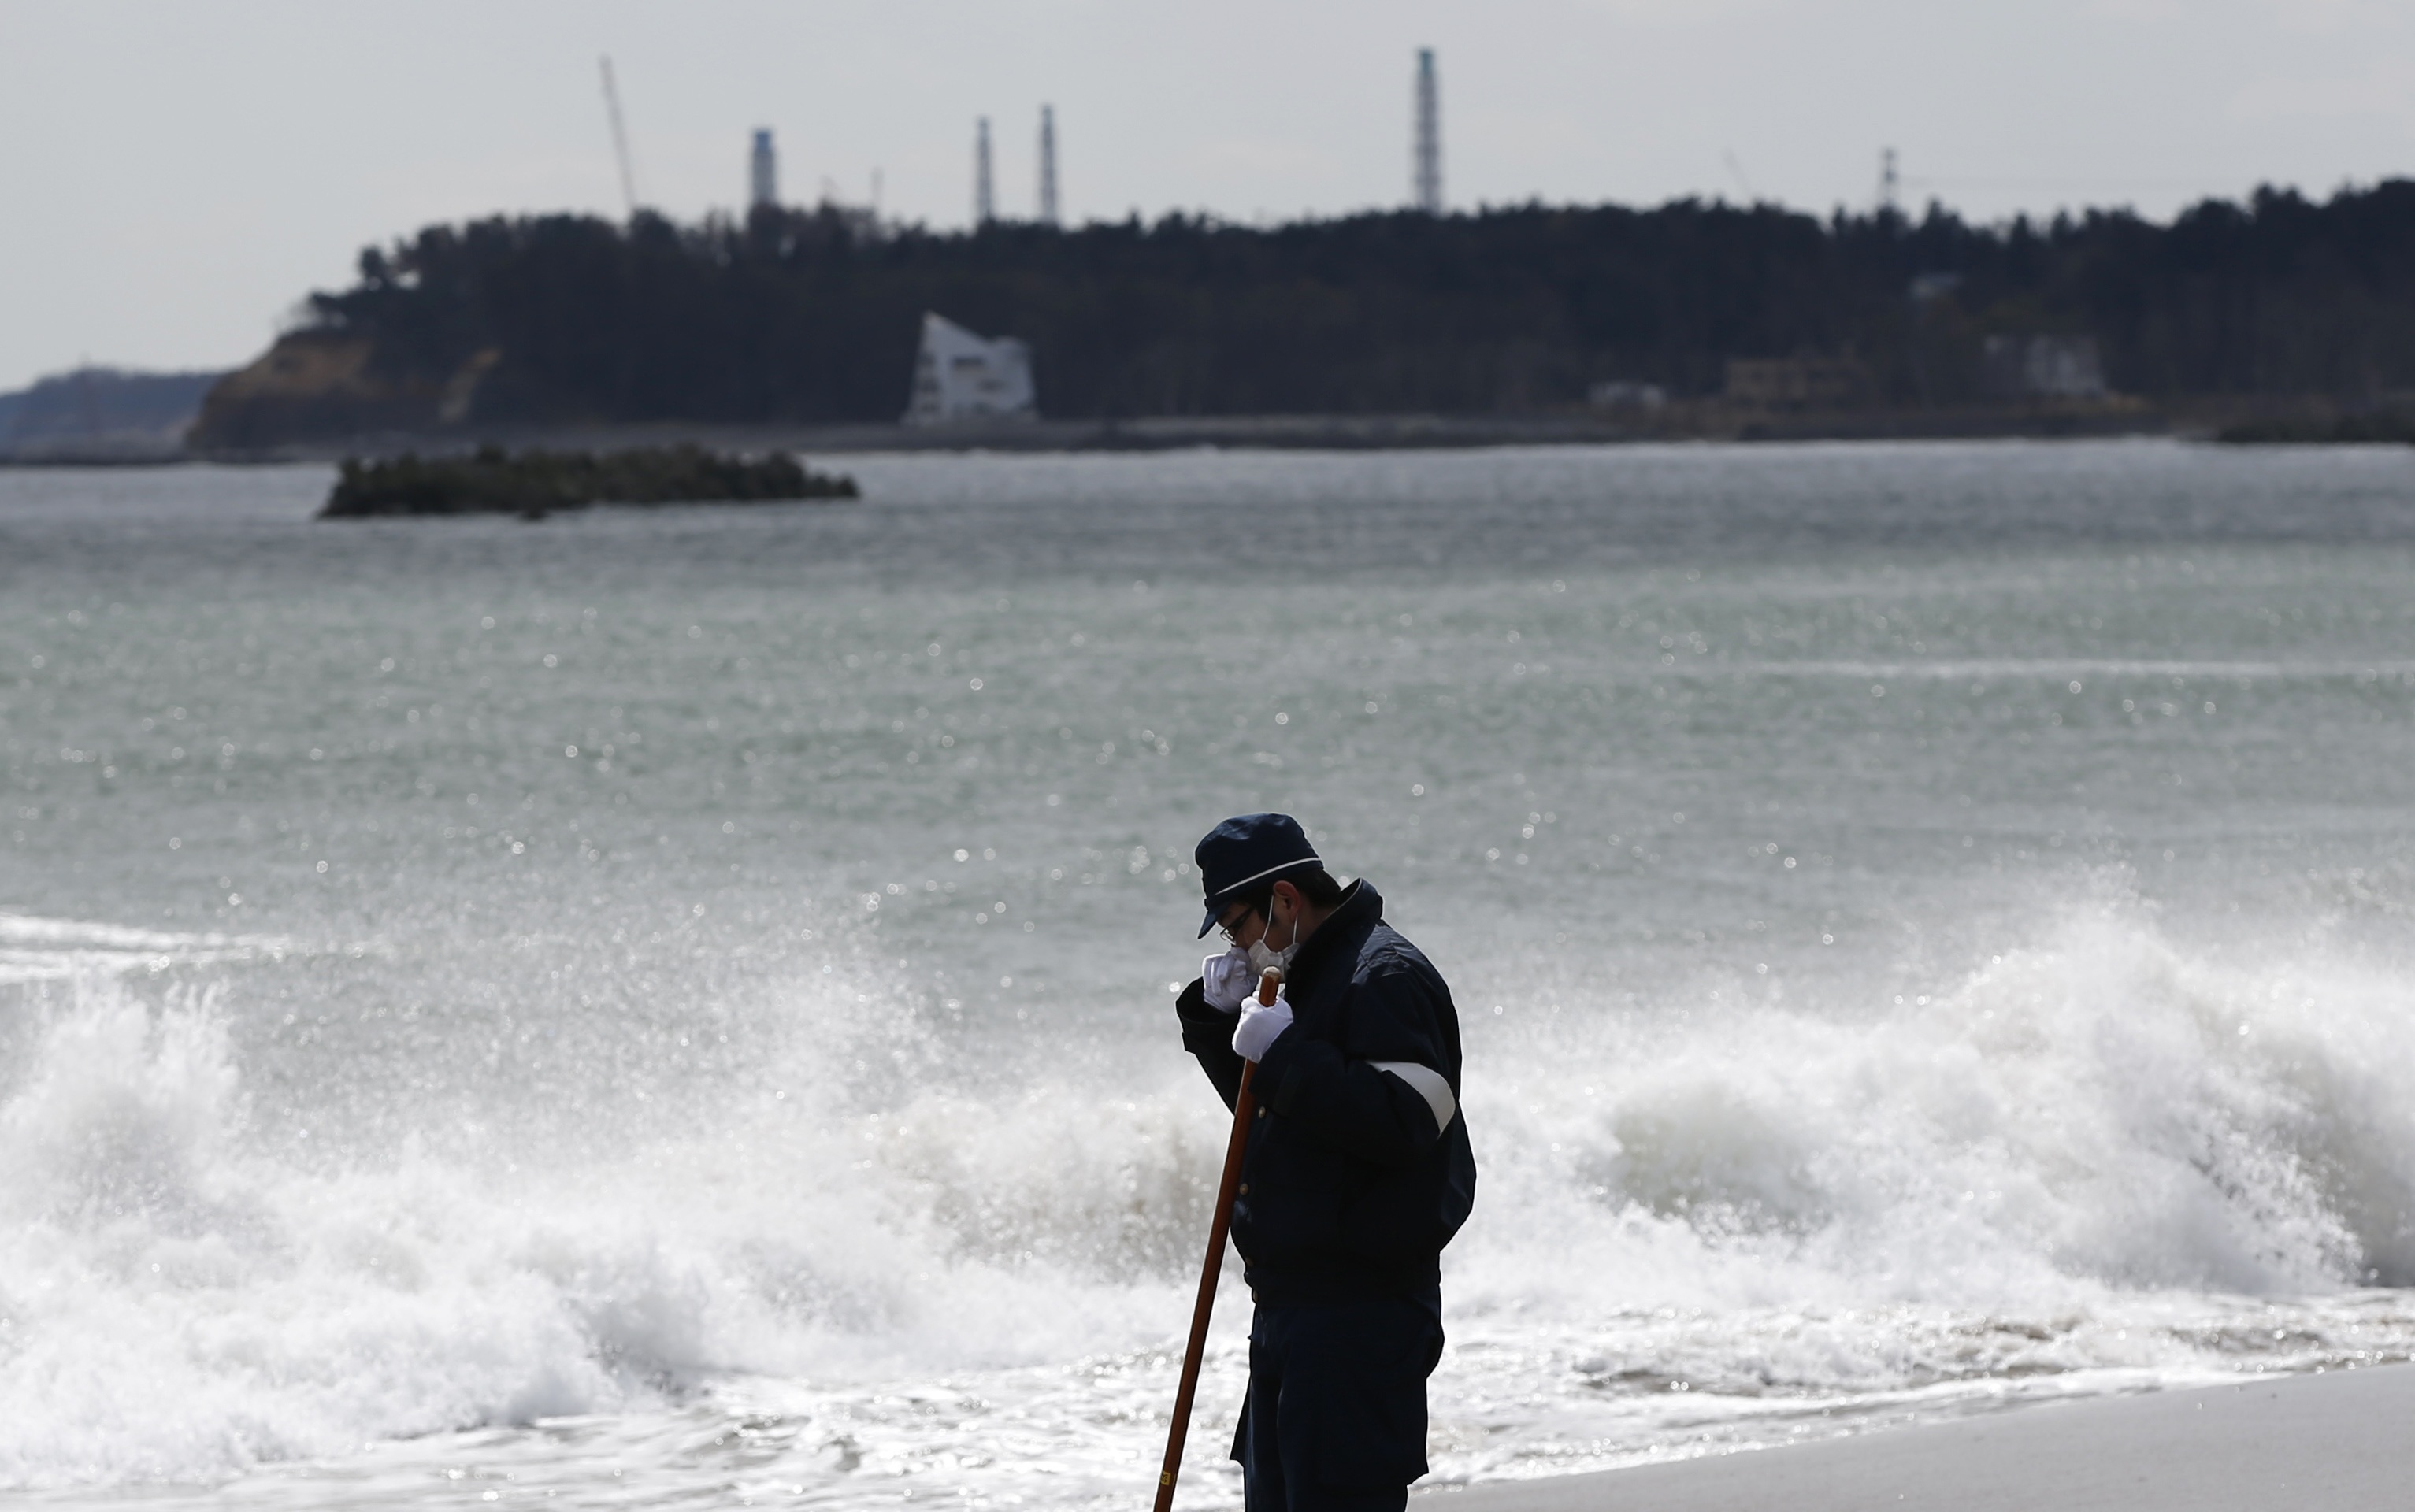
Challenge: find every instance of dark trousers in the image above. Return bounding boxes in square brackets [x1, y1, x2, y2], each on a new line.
[1233, 1295, 1445, 1512]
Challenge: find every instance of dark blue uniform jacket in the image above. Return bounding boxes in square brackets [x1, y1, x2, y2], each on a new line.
[1176, 879, 1477, 1301]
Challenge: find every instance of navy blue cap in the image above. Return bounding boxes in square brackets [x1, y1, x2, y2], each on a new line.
[1194, 813, 1322, 938]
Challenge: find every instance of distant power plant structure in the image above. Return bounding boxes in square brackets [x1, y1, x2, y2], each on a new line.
[726, 126, 890, 238]
[597, 55, 642, 216]
[1038, 106, 1061, 226]
[749, 129, 777, 210]
[974, 117, 996, 224]
[966, 106, 1063, 226]
[1413, 48, 1442, 214]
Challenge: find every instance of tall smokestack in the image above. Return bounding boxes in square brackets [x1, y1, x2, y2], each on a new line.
[749, 128, 777, 210]
[1038, 105, 1060, 226]
[975, 117, 996, 225]
[1413, 49, 1441, 214]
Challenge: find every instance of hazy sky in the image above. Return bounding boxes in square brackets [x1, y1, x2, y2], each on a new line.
[3, 0, 2410, 390]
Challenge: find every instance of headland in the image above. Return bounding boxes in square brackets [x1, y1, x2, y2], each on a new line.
[172, 184, 2415, 461]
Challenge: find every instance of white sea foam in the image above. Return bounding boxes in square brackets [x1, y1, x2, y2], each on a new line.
[0, 969, 1197, 1493]
[2, 905, 2410, 1503]
[1465, 905, 2415, 1311]
[0, 912, 292, 985]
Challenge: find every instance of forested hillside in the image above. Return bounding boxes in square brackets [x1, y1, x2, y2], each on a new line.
[190, 182, 2415, 446]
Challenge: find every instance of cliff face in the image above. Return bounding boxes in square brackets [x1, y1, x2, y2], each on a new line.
[187, 334, 501, 453]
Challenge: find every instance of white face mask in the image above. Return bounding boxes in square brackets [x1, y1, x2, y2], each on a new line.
[1247, 895, 1300, 978]
[1246, 935, 1297, 980]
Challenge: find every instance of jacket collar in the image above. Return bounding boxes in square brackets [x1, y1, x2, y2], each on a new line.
[1286, 878, 1381, 995]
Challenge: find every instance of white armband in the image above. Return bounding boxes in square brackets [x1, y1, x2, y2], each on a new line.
[1368, 1060, 1456, 1134]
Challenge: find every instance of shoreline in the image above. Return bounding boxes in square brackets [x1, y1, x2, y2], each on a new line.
[1419, 1363, 2415, 1511]
[24, 396, 2415, 467]
[22, 402, 2187, 467]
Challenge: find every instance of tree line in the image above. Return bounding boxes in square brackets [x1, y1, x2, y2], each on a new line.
[193, 181, 2415, 442]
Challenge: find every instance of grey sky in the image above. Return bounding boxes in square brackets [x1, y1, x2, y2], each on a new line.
[3, 0, 2409, 390]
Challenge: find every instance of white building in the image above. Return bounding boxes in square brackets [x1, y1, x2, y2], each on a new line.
[903, 312, 1037, 424]
[1983, 335, 2107, 399]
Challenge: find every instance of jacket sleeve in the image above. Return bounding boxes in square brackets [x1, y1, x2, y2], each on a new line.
[1174, 977, 1248, 1112]
[1249, 965, 1456, 1167]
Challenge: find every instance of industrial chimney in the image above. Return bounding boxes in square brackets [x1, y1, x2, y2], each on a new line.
[1413, 50, 1441, 214]
[975, 117, 996, 225]
[1038, 105, 1060, 226]
[749, 128, 777, 210]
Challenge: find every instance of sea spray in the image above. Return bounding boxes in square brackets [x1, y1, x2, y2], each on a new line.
[6, 904, 2413, 1499]
[1456, 903, 2415, 1315]
[0, 964, 1211, 1491]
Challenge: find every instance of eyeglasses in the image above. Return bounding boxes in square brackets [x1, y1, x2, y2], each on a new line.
[1216, 903, 1260, 943]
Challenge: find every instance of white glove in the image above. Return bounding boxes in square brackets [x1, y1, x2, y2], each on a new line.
[1201, 947, 1256, 1013]
[1231, 991, 1293, 1062]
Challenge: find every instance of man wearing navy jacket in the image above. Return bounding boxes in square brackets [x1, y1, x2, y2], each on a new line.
[1174, 813, 1478, 1512]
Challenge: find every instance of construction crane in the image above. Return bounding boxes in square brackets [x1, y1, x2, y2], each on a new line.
[599, 55, 641, 217]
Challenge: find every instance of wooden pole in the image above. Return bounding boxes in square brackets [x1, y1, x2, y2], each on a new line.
[1154, 969, 1278, 1510]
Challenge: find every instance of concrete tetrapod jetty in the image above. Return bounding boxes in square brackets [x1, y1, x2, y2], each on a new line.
[1421, 1364, 2415, 1512]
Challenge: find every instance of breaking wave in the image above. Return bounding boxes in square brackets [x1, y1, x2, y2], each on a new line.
[2, 903, 2412, 1493]
[0, 911, 292, 986]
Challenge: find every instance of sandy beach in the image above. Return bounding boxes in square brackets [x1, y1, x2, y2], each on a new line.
[1423, 1364, 2415, 1511]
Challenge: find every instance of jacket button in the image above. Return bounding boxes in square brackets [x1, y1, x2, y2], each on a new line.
[1256, 1107, 1267, 1118]
[1237, 1184, 1249, 1195]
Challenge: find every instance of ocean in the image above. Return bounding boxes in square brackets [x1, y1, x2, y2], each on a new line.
[2, 439, 2413, 1507]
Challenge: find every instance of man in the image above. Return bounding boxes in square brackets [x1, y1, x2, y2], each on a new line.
[1174, 812, 1477, 1512]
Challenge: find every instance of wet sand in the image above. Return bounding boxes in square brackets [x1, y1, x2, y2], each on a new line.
[1423, 1364, 2415, 1512]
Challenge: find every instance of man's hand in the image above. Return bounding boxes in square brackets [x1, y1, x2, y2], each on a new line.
[1231, 991, 1293, 1062]
[1201, 947, 1255, 1013]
